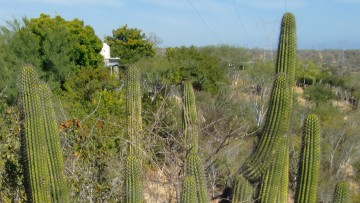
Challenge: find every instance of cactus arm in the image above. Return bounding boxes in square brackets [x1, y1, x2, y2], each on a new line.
[39, 83, 69, 202]
[232, 175, 253, 203]
[185, 154, 208, 203]
[241, 74, 290, 180]
[183, 81, 199, 154]
[181, 176, 197, 203]
[296, 114, 321, 203]
[125, 155, 143, 203]
[126, 66, 142, 159]
[333, 181, 350, 203]
[20, 65, 51, 203]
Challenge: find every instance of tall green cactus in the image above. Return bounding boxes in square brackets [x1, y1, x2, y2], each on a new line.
[258, 136, 288, 203]
[241, 74, 290, 181]
[296, 114, 321, 203]
[181, 175, 197, 203]
[275, 12, 297, 88]
[39, 83, 69, 202]
[183, 81, 199, 154]
[333, 181, 350, 203]
[232, 175, 253, 203]
[125, 155, 143, 203]
[20, 65, 51, 202]
[126, 66, 142, 158]
[185, 154, 208, 203]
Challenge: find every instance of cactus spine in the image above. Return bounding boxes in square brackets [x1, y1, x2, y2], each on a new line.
[20, 65, 51, 202]
[333, 181, 350, 203]
[125, 155, 143, 203]
[232, 175, 253, 203]
[185, 154, 208, 203]
[124, 66, 143, 202]
[126, 66, 142, 158]
[181, 176, 197, 203]
[39, 83, 69, 202]
[296, 114, 320, 203]
[183, 81, 199, 154]
[241, 74, 290, 180]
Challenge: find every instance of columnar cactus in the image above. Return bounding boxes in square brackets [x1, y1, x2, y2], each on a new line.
[275, 12, 297, 89]
[241, 74, 290, 181]
[183, 81, 199, 154]
[126, 66, 142, 158]
[231, 175, 253, 203]
[296, 114, 321, 203]
[333, 181, 350, 203]
[20, 65, 51, 202]
[39, 83, 69, 202]
[125, 155, 143, 203]
[258, 136, 288, 203]
[181, 175, 197, 203]
[124, 66, 143, 202]
[185, 154, 208, 203]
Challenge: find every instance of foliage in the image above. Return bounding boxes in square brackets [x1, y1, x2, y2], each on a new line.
[304, 84, 336, 106]
[165, 46, 227, 94]
[105, 24, 155, 64]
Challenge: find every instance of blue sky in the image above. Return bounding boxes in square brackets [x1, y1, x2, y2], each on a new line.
[0, 0, 359, 49]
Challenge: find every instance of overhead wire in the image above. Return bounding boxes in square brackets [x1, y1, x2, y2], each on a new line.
[232, 0, 251, 45]
[186, 0, 223, 44]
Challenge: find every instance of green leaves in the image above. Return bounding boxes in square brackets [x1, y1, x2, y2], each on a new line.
[105, 24, 155, 64]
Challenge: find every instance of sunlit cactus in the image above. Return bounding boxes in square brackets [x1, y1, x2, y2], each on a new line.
[275, 12, 297, 89]
[333, 181, 350, 203]
[296, 114, 321, 203]
[125, 155, 143, 203]
[181, 175, 197, 203]
[20, 65, 51, 202]
[183, 81, 199, 154]
[258, 136, 288, 203]
[241, 74, 290, 181]
[185, 154, 208, 203]
[39, 83, 69, 202]
[126, 66, 142, 159]
[232, 175, 253, 203]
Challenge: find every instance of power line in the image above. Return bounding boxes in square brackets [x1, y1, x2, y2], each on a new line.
[186, 0, 223, 44]
[232, 0, 251, 44]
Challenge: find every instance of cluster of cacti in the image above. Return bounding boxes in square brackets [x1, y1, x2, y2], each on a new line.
[231, 175, 253, 203]
[333, 181, 350, 203]
[296, 114, 321, 203]
[238, 11, 297, 203]
[181, 81, 208, 203]
[181, 175, 197, 203]
[124, 66, 144, 202]
[20, 65, 69, 202]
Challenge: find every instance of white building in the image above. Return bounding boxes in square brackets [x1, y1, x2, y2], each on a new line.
[100, 43, 120, 68]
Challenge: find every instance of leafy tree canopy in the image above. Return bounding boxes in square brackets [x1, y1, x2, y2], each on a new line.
[0, 14, 103, 103]
[105, 24, 155, 64]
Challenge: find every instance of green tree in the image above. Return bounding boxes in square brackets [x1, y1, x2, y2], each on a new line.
[105, 24, 155, 64]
